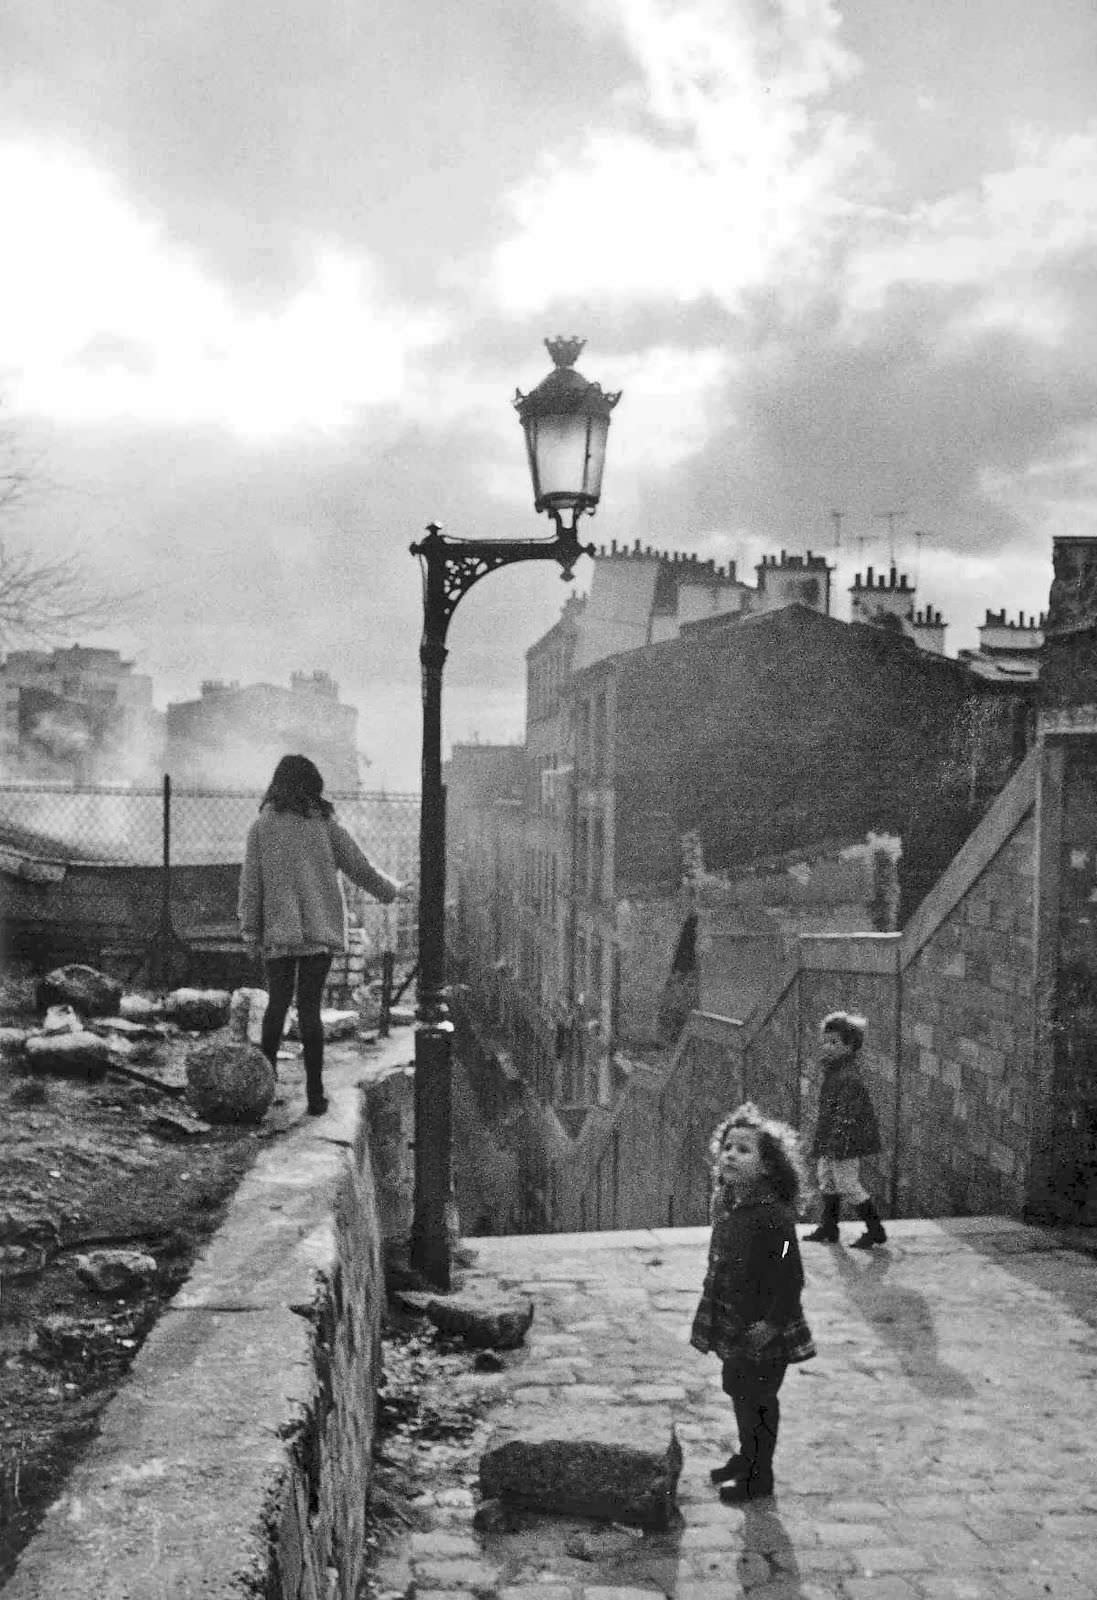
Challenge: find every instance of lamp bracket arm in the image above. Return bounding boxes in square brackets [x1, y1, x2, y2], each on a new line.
[411, 522, 592, 643]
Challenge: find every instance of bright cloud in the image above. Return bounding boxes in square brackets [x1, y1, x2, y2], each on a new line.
[491, 0, 872, 312]
[0, 142, 444, 437]
[844, 123, 1097, 341]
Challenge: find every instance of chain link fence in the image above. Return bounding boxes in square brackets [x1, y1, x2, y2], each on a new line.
[0, 780, 419, 998]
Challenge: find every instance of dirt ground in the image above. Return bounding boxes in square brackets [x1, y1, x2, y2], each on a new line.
[0, 995, 287, 1584]
[363, 1306, 502, 1598]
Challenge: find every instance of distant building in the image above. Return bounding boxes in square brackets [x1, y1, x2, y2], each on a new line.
[450, 540, 1040, 1118]
[165, 670, 360, 789]
[960, 610, 1045, 684]
[0, 645, 162, 784]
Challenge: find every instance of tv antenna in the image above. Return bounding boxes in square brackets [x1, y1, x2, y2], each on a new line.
[874, 509, 907, 567]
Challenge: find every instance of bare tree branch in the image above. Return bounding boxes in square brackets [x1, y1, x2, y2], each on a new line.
[0, 405, 131, 652]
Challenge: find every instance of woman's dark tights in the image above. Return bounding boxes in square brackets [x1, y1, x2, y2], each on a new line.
[262, 954, 333, 1105]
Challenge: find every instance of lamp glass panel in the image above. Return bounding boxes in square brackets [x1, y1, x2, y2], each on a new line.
[529, 414, 590, 506]
[582, 414, 609, 502]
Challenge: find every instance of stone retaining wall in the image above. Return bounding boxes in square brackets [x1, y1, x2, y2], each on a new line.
[561, 751, 1041, 1231]
[268, 1104, 385, 1600]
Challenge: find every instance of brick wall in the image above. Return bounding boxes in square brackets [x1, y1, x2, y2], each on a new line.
[897, 813, 1036, 1217]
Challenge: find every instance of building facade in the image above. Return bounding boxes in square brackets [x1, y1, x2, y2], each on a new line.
[0, 645, 161, 783]
[450, 541, 1039, 1125]
[165, 670, 360, 789]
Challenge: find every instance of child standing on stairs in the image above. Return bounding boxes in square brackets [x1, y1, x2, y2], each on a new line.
[690, 1103, 815, 1503]
[804, 1011, 888, 1250]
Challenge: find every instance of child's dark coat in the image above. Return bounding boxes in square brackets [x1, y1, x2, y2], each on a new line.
[810, 1059, 881, 1160]
[690, 1191, 814, 1365]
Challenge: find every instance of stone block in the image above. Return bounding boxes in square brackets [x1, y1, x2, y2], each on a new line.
[185, 1038, 276, 1123]
[424, 1294, 534, 1350]
[164, 988, 233, 1031]
[37, 963, 122, 1018]
[75, 1249, 158, 1296]
[24, 1030, 110, 1079]
[479, 1410, 682, 1529]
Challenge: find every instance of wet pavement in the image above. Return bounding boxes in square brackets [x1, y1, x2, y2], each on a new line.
[382, 1217, 1097, 1600]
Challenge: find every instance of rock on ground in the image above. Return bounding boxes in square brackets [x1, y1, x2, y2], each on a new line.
[119, 994, 163, 1023]
[42, 1005, 83, 1035]
[36, 965, 123, 1019]
[479, 1412, 683, 1530]
[75, 1249, 158, 1296]
[184, 1038, 275, 1124]
[24, 1031, 110, 1079]
[163, 989, 233, 1031]
[0, 1204, 62, 1255]
[423, 1294, 534, 1350]
[285, 1008, 359, 1042]
[0, 1026, 28, 1058]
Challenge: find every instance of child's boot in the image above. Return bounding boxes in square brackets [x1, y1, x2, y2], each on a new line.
[850, 1198, 887, 1249]
[709, 1453, 746, 1485]
[804, 1194, 841, 1243]
[719, 1402, 777, 1502]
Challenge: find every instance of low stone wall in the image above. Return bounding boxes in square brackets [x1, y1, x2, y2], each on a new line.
[269, 1106, 385, 1600]
[3, 1041, 400, 1600]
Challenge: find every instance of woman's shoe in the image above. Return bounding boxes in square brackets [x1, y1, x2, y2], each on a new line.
[306, 1097, 329, 1117]
[709, 1454, 746, 1485]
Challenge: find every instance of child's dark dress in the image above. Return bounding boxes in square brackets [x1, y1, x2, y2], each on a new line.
[690, 1189, 815, 1368]
[691, 1187, 814, 1493]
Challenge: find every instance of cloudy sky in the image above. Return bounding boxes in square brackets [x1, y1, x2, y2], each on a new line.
[1, 0, 1095, 788]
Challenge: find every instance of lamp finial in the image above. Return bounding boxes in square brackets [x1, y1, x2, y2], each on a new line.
[545, 335, 585, 369]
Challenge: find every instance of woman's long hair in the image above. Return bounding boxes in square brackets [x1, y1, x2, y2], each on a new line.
[260, 754, 334, 818]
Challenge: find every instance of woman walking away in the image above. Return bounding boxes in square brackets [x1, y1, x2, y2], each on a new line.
[804, 1011, 887, 1249]
[238, 754, 403, 1116]
[690, 1102, 815, 1503]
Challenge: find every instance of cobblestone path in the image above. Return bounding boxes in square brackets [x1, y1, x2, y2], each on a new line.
[382, 1217, 1097, 1600]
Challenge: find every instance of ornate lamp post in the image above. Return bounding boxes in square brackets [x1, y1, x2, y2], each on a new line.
[409, 337, 620, 1287]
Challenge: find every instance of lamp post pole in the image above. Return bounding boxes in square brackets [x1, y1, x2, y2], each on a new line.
[408, 337, 620, 1290]
[410, 521, 592, 1288]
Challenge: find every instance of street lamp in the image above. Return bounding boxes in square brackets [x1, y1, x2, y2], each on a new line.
[409, 337, 620, 1288]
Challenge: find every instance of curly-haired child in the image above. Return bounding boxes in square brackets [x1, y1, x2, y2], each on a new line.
[689, 1102, 815, 1502]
